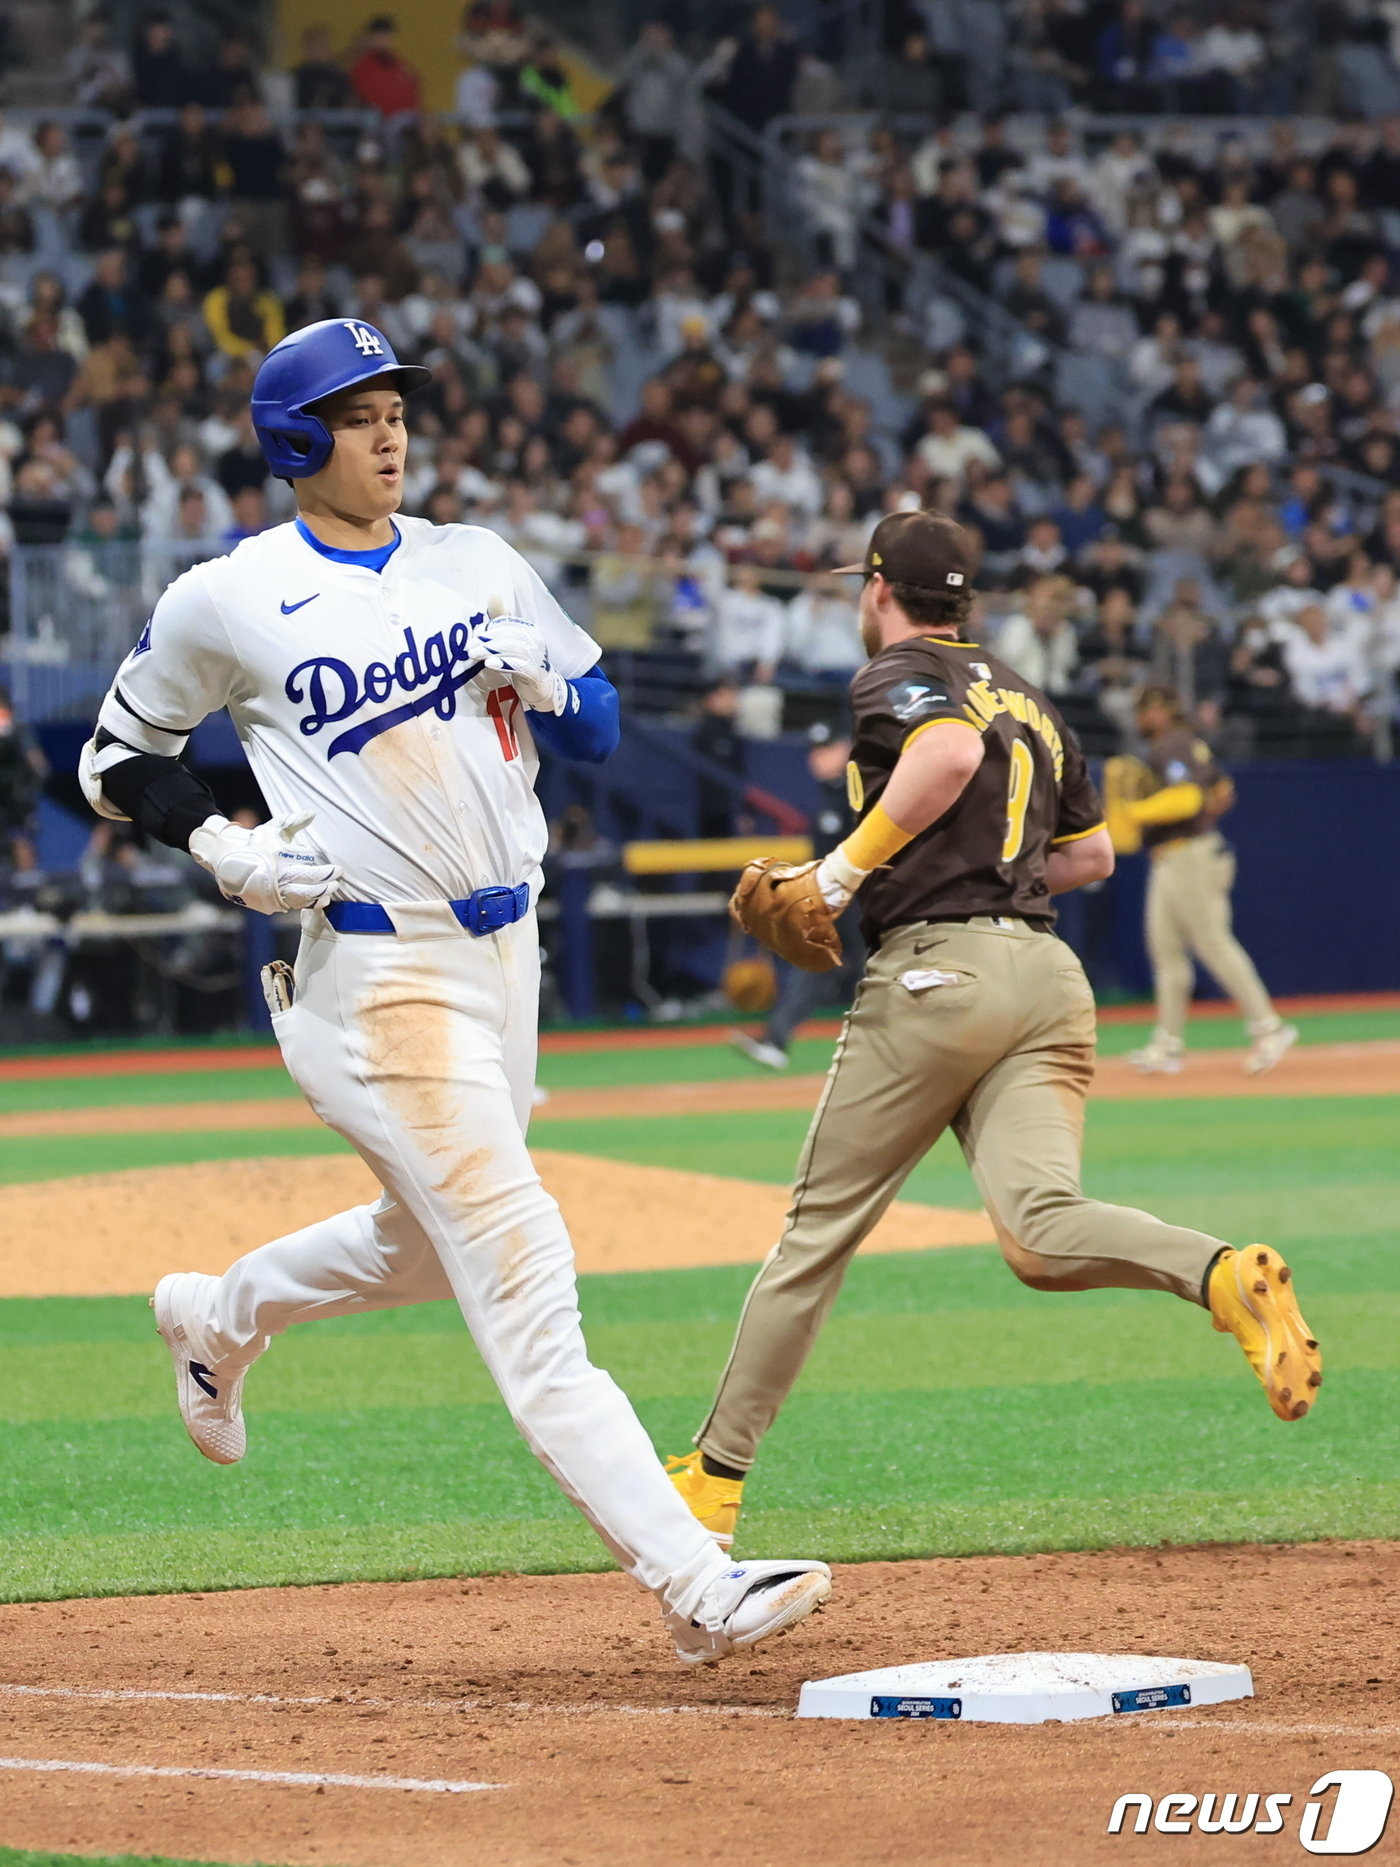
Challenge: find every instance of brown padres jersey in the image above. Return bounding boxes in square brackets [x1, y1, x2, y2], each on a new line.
[848, 634, 1105, 946]
[1140, 726, 1227, 849]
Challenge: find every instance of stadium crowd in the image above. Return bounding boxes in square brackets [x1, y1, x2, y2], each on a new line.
[0, 2, 1394, 772]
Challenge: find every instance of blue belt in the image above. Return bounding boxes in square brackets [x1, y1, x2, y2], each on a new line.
[324, 883, 531, 937]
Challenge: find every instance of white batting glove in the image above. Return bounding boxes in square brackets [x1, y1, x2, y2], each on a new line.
[188, 811, 341, 915]
[467, 613, 568, 715]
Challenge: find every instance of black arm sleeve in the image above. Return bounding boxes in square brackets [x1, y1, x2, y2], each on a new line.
[97, 736, 219, 852]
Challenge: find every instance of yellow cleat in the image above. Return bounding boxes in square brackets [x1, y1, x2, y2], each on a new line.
[1208, 1245, 1322, 1421]
[666, 1450, 744, 1548]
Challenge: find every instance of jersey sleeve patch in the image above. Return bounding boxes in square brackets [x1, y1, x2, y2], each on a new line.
[885, 678, 953, 725]
[132, 617, 153, 657]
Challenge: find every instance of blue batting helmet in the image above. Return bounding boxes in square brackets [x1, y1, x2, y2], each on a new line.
[251, 319, 432, 478]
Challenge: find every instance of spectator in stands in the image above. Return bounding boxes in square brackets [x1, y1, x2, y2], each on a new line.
[1202, 376, 1288, 489]
[796, 130, 864, 273]
[750, 433, 823, 521]
[294, 26, 351, 110]
[1151, 354, 1213, 427]
[68, 12, 134, 115]
[28, 122, 83, 216]
[137, 214, 201, 302]
[996, 572, 1080, 694]
[12, 316, 78, 410]
[1259, 552, 1326, 632]
[0, 687, 47, 871]
[706, 4, 799, 132]
[785, 580, 862, 676]
[223, 484, 267, 547]
[68, 331, 150, 459]
[1052, 473, 1107, 557]
[155, 102, 221, 209]
[1282, 601, 1369, 724]
[1003, 248, 1066, 344]
[203, 30, 262, 110]
[350, 16, 422, 117]
[133, 11, 193, 110]
[221, 99, 289, 259]
[1067, 265, 1139, 359]
[202, 255, 284, 361]
[76, 249, 147, 351]
[1227, 612, 1297, 742]
[458, 1, 529, 106]
[1144, 477, 1217, 557]
[214, 409, 270, 501]
[520, 40, 580, 120]
[589, 521, 663, 648]
[915, 401, 1000, 483]
[691, 678, 746, 838]
[78, 177, 139, 253]
[1017, 515, 1068, 578]
[140, 440, 231, 539]
[1150, 581, 1229, 722]
[710, 560, 784, 682]
[458, 126, 532, 208]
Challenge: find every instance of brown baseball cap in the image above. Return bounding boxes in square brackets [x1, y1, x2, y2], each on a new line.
[833, 510, 977, 593]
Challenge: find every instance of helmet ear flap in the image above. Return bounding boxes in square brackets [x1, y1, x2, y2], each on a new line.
[252, 408, 334, 479]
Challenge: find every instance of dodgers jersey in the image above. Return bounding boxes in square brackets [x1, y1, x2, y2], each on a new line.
[96, 516, 602, 903]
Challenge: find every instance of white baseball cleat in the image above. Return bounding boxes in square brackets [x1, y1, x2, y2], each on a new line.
[1245, 1022, 1298, 1076]
[151, 1272, 248, 1465]
[673, 1559, 832, 1667]
[731, 1031, 789, 1072]
[1127, 1031, 1184, 1074]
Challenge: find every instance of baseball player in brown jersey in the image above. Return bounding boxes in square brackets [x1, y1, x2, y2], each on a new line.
[667, 513, 1321, 1547]
[1108, 685, 1297, 1076]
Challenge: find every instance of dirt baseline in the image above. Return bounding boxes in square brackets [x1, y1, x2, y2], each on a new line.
[1, 1543, 1396, 1867]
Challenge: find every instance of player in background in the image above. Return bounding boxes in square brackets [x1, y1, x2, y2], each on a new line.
[668, 514, 1321, 1550]
[79, 319, 830, 1665]
[1111, 685, 1297, 1076]
[731, 720, 865, 1071]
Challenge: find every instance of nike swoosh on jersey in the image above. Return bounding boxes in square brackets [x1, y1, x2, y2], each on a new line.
[280, 595, 319, 614]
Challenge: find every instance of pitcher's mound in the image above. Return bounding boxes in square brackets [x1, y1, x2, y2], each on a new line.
[0, 1152, 995, 1297]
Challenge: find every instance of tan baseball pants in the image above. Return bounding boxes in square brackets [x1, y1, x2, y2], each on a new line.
[1145, 832, 1279, 1042]
[697, 916, 1231, 1473]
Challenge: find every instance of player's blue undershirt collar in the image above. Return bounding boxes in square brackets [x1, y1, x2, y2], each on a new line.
[294, 516, 401, 573]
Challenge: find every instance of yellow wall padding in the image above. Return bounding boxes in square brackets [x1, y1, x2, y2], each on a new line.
[623, 837, 814, 874]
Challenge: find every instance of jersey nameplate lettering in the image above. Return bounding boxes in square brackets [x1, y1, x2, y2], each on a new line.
[963, 678, 1065, 778]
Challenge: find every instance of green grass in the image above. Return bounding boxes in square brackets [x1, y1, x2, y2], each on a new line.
[1, 1023, 1397, 1605]
[0, 1855, 273, 1867]
[0, 1002, 1393, 1118]
[4, 1106, 1398, 1603]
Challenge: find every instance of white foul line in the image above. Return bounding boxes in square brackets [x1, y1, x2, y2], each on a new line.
[0, 1756, 500, 1794]
[0, 1682, 785, 1719]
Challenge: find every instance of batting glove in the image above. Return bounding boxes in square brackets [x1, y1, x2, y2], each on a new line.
[467, 613, 568, 715]
[189, 811, 341, 915]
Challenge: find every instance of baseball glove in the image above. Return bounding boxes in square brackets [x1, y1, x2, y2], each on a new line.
[729, 859, 843, 973]
[1102, 754, 1157, 856]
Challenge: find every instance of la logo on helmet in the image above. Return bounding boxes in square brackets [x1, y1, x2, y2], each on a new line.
[344, 323, 383, 356]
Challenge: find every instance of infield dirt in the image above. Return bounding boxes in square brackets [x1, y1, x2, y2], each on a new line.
[0, 1542, 1395, 1866]
[0, 1150, 995, 1298]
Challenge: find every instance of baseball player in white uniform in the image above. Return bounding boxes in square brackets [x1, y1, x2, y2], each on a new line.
[80, 318, 830, 1665]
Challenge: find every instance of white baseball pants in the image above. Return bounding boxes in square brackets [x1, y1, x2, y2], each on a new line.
[183, 903, 731, 1633]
